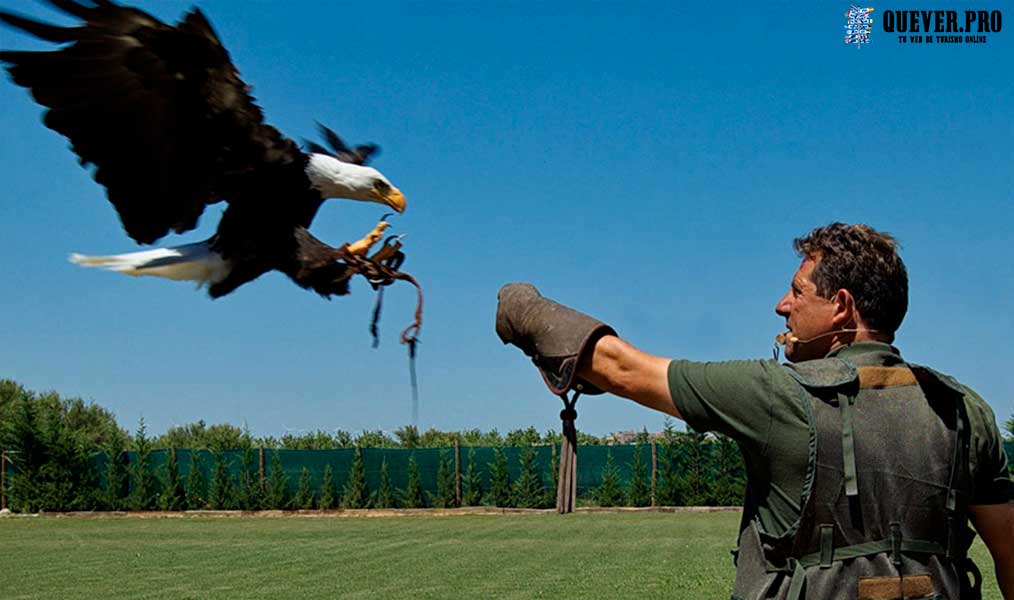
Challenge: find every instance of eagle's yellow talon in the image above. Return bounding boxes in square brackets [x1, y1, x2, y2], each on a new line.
[347, 220, 390, 256]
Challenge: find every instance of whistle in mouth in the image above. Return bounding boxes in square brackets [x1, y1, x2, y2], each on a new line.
[775, 332, 799, 345]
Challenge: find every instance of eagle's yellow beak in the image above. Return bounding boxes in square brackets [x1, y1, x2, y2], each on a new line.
[381, 186, 406, 213]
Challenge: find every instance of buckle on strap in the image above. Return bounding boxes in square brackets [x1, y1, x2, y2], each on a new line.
[839, 392, 859, 497]
[946, 515, 959, 560]
[889, 523, 903, 567]
[819, 525, 834, 568]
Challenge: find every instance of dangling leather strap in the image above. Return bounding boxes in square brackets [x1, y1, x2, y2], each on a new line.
[556, 390, 581, 514]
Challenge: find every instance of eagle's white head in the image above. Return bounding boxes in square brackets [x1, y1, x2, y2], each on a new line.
[305, 153, 406, 213]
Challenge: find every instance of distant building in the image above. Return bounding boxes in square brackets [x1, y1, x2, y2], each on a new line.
[606, 430, 665, 445]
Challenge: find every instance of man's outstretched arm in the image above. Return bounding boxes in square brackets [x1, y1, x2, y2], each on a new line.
[496, 282, 772, 432]
[578, 335, 680, 419]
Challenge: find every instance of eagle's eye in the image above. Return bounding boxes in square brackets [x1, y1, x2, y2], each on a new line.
[373, 180, 391, 193]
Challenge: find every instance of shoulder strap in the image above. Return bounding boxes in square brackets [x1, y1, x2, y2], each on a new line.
[910, 364, 974, 563]
[784, 358, 858, 389]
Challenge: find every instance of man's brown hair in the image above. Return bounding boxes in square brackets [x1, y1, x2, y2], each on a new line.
[794, 223, 908, 337]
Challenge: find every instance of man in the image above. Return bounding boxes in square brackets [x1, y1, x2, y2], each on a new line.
[496, 223, 1012, 600]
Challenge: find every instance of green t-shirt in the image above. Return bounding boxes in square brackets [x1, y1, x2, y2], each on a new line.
[668, 341, 1013, 537]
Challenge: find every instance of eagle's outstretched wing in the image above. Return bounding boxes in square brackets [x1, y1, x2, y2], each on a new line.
[304, 122, 380, 166]
[0, 0, 302, 244]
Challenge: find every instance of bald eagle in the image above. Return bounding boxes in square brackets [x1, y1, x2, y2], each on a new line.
[1, 0, 407, 298]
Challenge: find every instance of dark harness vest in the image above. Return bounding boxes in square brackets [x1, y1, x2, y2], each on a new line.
[731, 357, 982, 600]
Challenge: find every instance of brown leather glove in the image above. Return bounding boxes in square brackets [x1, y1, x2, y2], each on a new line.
[496, 283, 616, 395]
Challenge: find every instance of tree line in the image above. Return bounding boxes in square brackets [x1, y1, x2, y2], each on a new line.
[0, 379, 613, 452]
[157, 420, 612, 452]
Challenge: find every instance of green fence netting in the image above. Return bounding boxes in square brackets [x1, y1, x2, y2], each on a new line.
[3, 441, 1012, 510]
[122, 444, 652, 499]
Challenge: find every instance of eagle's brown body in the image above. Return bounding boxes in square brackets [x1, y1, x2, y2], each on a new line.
[1, 0, 405, 298]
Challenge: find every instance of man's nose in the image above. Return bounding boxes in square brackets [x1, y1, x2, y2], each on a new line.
[775, 292, 791, 317]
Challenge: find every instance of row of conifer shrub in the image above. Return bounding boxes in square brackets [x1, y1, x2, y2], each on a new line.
[3, 419, 746, 513]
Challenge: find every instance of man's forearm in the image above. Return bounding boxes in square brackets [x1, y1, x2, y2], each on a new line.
[578, 335, 681, 418]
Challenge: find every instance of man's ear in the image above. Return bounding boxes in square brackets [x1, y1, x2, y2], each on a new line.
[831, 289, 856, 328]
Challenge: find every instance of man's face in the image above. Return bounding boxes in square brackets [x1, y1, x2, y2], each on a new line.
[774, 256, 837, 362]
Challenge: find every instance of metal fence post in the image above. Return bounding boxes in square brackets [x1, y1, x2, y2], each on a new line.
[1, 449, 6, 511]
[454, 440, 461, 508]
[258, 447, 265, 493]
[650, 439, 657, 507]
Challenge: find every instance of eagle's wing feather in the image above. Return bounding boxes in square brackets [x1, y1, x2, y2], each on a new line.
[0, 1, 302, 245]
[315, 122, 380, 165]
[303, 140, 334, 157]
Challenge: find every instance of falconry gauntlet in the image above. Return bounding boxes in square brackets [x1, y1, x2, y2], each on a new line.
[495, 283, 616, 395]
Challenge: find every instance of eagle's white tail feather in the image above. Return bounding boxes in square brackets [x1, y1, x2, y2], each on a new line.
[69, 241, 232, 287]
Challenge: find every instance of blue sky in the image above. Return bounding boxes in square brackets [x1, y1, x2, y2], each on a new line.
[1, 0, 1011, 439]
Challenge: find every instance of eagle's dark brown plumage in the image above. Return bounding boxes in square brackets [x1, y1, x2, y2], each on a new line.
[1, 0, 406, 298]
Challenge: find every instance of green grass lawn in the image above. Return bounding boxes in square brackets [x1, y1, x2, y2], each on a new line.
[0, 512, 1001, 599]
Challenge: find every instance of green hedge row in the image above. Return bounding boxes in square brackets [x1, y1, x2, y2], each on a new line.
[2, 430, 747, 512]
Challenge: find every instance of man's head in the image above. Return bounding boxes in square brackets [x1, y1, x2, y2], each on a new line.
[775, 223, 908, 362]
